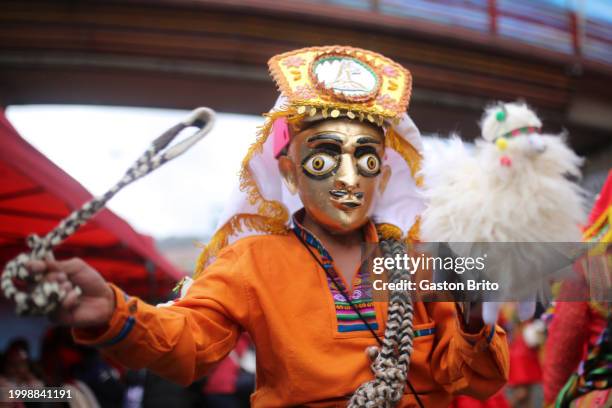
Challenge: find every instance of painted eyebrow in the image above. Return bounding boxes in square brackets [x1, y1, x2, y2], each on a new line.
[356, 136, 382, 145]
[306, 133, 343, 143]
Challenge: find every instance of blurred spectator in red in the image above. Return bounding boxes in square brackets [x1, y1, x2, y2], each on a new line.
[450, 390, 510, 408]
[141, 371, 204, 408]
[508, 318, 545, 408]
[201, 333, 254, 408]
[1, 338, 43, 388]
[543, 170, 611, 406]
[0, 350, 25, 408]
[543, 279, 609, 406]
[40, 327, 125, 408]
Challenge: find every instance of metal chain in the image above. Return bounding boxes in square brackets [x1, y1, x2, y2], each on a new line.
[1, 108, 216, 316]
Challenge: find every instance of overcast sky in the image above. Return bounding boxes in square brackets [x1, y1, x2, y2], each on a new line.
[6, 105, 262, 239]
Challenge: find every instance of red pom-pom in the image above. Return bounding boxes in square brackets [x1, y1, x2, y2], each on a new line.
[500, 156, 512, 167]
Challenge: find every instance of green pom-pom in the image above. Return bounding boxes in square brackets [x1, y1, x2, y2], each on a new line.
[495, 110, 506, 122]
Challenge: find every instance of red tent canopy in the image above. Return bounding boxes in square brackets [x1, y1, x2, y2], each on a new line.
[0, 109, 184, 300]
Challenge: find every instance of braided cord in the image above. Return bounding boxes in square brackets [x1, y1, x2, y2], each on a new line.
[291, 229, 421, 407]
[348, 238, 417, 408]
[1, 108, 215, 316]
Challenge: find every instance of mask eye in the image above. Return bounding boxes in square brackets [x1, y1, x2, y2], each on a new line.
[357, 153, 381, 176]
[302, 153, 338, 177]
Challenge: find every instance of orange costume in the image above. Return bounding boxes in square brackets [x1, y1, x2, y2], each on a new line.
[74, 217, 508, 407]
[74, 46, 509, 407]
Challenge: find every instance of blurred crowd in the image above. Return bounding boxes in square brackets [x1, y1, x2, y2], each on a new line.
[1, 300, 608, 408]
[0, 329, 254, 408]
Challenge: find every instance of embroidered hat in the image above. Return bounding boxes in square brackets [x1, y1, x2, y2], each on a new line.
[269, 45, 412, 125]
[195, 45, 425, 275]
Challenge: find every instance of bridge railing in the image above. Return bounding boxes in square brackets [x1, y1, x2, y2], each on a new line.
[308, 0, 612, 66]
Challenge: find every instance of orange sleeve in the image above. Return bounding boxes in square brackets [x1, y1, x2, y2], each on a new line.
[429, 302, 509, 399]
[72, 246, 249, 386]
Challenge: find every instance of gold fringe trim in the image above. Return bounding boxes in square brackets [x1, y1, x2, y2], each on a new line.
[293, 103, 395, 124]
[194, 108, 303, 277]
[379, 126, 423, 244]
[407, 216, 421, 243]
[194, 213, 289, 277]
[376, 217, 420, 244]
[385, 127, 423, 186]
[581, 206, 611, 257]
[377, 223, 403, 241]
[583, 206, 611, 242]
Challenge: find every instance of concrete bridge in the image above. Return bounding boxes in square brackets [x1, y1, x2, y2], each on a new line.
[1, 0, 611, 157]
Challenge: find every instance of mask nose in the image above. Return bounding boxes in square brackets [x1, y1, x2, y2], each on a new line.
[334, 154, 360, 192]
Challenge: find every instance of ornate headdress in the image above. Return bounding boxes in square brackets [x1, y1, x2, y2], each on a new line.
[195, 46, 425, 276]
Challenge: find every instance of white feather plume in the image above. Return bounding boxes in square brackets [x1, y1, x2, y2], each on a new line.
[420, 106, 585, 243]
[418, 102, 587, 322]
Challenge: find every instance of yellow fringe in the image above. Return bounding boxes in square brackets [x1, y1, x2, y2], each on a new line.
[379, 127, 423, 244]
[583, 206, 611, 242]
[376, 223, 403, 241]
[385, 127, 423, 186]
[376, 217, 420, 244]
[581, 206, 611, 258]
[194, 109, 302, 277]
[194, 213, 289, 277]
[407, 217, 421, 243]
[580, 206, 610, 318]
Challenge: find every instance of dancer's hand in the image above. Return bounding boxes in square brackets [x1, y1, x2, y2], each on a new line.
[462, 302, 486, 333]
[26, 258, 115, 328]
[483, 301, 535, 325]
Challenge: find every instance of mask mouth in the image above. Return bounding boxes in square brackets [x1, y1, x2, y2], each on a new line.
[340, 201, 361, 209]
[329, 190, 363, 210]
[330, 190, 364, 198]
